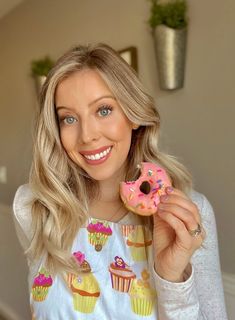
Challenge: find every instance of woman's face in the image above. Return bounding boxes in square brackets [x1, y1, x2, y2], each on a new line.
[55, 68, 134, 182]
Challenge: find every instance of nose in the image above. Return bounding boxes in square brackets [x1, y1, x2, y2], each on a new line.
[79, 118, 100, 144]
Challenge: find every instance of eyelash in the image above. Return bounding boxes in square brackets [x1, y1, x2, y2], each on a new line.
[97, 105, 113, 117]
[60, 116, 77, 125]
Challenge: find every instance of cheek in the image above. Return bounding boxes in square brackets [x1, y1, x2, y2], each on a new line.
[60, 128, 78, 152]
[119, 121, 133, 144]
[107, 117, 132, 141]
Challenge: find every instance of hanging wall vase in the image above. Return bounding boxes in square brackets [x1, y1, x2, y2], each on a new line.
[34, 75, 46, 97]
[31, 56, 54, 99]
[154, 25, 187, 90]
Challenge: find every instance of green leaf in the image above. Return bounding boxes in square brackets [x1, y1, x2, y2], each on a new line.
[31, 56, 54, 76]
[148, 0, 188, 29]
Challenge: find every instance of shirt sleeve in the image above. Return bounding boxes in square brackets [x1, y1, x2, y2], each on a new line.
[12, 184, 33, 252]
[152, 191, 228, 320]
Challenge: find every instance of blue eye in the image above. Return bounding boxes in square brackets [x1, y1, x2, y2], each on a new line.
[98, 105, 113, 117]
[63, 116, 77, 125]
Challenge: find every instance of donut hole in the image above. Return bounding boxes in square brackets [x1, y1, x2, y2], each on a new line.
[139, 181, 151, 195]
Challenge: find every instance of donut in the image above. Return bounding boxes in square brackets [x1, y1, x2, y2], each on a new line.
[120, 162, 172, 216]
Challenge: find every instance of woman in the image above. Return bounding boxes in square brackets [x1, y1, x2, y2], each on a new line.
[13, 43, 227, 319]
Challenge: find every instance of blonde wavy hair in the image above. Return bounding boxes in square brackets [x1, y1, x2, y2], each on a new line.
[28, 43, 192, 277]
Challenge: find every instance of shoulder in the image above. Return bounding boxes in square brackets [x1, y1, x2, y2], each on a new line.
[189, 190, 214, 212]
[13, 184, 34, 234]
[189, 189, 217, 229]
[13, 183, 34, 213]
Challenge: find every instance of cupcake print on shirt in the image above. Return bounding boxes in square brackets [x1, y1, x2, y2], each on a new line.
[70, 251, 100, 314]
[120, 224, 135, 238]
[31, 268, 53, 302]
[109, 256, 136, 293]
[87, 219, 112, 251]
[127, 226, 152, 261]
[67, 251, 91, 288]
[129, 269, 157, 316]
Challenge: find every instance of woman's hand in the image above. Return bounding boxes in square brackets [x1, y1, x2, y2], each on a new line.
[153, 187, 205, 283]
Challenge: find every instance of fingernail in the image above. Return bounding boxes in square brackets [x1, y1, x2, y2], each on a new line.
[161, 195, 169, 202]
[166, 186, 174, 193]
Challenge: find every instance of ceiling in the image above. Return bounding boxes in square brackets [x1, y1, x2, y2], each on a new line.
[0, 0, 26, 20]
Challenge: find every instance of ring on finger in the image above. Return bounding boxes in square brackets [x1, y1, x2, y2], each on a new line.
[188, 223, 202, 237]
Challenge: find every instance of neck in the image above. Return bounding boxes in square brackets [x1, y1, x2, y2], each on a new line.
[89, 179, 128, 222]
[89, 196, 128, 220]
[89, 163, 128, 222]
[97, 163, 126, 202]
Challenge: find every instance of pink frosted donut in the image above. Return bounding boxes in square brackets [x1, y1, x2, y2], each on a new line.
[120, 162, 172, 216]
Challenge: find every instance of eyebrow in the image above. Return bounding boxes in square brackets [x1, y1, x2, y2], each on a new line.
[56, 95, 116, 111]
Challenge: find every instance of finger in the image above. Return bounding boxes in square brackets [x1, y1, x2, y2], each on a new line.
[160, 194, 201, 224]
[157, 210, 194, 250]
[165, 187, 188, 200]
[162, 187, 202, 231]
[158, 203, 200, 230]
[158, 210, 204, 249]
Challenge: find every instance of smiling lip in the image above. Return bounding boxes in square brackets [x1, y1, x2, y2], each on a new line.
[80, 146, 112, 165]
[79, 145, 112, 156]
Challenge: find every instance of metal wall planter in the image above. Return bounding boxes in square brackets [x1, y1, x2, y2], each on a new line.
[34, 75, 46, 97]
[154, 25, 187, 90]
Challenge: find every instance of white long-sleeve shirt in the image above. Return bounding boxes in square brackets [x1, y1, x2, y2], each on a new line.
[13, 184, 228, 319]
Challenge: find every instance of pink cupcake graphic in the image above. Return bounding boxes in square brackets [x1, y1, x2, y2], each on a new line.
[87, 219, 112, 251]
[109, 256, 136, 293]
[31, 268, 53, 302]
[67, 251, 91, 288]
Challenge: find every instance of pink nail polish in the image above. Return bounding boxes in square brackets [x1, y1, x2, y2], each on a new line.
[166, 186, 174, 193]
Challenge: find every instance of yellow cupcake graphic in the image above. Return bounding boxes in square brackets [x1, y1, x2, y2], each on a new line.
[70, 252, 100, 314]
[71, 272, 100, 313]
[129, 269, 157, 316]
[126, 226, 152, 261]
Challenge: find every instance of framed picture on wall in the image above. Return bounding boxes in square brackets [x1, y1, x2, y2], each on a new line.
[118, 46, 138, 73]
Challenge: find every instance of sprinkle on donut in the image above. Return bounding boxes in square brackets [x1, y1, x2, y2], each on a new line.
[120, 162, 172, 216]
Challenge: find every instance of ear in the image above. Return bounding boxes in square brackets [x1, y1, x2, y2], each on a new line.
[132, 124, 139, 130]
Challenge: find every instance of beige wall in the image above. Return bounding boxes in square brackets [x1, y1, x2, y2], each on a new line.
[0, 1, 234, 313]
[0, 204, 29, 320]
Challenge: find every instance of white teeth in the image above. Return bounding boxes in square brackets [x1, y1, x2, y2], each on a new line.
[84, 147, 111, 161]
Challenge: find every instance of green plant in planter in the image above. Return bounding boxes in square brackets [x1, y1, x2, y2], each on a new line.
[31, 56, 54, 77]
[148, 0, 188, 29]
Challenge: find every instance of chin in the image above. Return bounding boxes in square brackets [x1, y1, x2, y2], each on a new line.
[85, 159, 127, 182]
[70, 151, 128, 182]
[85, 167, 121, 182]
